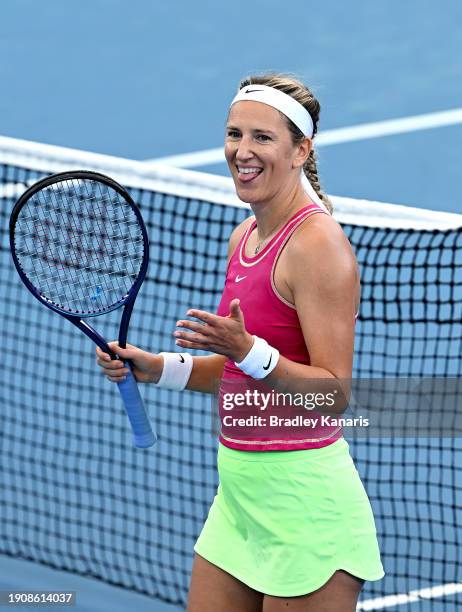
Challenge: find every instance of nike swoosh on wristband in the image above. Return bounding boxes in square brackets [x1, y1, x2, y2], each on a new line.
[235, 275, 247, 283]
[263, 356, 272, 370]
[179, 354, 185, 363]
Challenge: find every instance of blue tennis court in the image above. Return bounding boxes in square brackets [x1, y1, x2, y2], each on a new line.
[2, 1, 462, 212]
[1, 1, 461, 610]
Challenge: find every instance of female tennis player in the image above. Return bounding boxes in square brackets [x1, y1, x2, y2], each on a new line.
[96, 73, 384, 611]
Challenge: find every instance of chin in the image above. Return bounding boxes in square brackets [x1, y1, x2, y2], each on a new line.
[234, 187, 263, 205]
[231, 178, 259, 202]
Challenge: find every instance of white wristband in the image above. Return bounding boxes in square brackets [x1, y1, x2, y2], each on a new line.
[234, 335, 280, 379]
[156, 352, 193, 390]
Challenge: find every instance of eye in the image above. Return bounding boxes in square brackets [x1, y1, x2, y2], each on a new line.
[226, 129, 240, 139]
[256, 134, 272, 142]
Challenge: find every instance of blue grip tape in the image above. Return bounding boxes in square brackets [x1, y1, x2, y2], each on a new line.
[117, 363, 156, 448]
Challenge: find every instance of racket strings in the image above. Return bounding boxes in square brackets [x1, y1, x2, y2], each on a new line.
[20, 179, 141, 306]
[13, 178, 146, 314]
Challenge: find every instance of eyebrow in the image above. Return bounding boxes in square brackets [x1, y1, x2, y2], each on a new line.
[226, 125, 277, 136]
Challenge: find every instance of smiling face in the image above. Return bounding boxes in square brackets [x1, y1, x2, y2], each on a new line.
[225, 101, 309, 206]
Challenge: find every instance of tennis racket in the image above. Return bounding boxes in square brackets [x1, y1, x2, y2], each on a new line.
[9, 170, 156, 448]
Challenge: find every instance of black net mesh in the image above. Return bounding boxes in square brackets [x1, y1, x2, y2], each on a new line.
[1, 155, 461, 610]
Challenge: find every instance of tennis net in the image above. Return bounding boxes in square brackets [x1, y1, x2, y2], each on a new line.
[1, 135, 461, 610]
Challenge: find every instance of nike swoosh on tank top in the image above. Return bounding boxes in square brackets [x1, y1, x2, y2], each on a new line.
[216, 203, 344, 451]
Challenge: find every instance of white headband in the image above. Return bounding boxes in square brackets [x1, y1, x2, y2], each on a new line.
[231, 84, 314, 137]
[230, 84, 330, 214]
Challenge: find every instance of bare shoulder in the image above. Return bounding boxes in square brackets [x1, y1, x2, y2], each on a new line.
[281, 212, 360, 312]
[227, 215, 254, 260]
[286, 212, 358, 277]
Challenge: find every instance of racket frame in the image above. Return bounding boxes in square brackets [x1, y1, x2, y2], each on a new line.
[9, 170, 155, 447]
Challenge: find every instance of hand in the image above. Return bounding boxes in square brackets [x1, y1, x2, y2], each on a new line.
[173, 298, 254, 362]
[95, 342, 163, 383]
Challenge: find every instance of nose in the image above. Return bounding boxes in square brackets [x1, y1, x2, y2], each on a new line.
[235, 134, 255, 163]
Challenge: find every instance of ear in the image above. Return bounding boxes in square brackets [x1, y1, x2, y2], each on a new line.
[293, 137, 312, 169]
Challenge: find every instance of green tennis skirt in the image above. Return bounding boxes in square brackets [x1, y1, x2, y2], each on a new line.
[194, 437, 384, 597]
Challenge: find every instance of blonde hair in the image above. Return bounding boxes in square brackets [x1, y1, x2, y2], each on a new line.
[238, 73, 333, 214]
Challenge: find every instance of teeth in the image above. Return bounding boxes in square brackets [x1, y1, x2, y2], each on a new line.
[238, 167, 262, 174]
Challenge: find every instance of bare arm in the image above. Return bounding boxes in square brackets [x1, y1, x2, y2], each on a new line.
[262, 215, 358, 410]
[95, 344, 227, 394]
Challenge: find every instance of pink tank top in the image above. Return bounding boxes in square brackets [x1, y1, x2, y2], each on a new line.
[216, 203, 343, 451]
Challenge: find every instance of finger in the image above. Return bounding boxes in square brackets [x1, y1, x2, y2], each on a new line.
[97, 360, 128, 373]
[228, 298, 242, 319]
[96, 346, 112, 362]
[107, 343, 136, 361]
[95, 342, 119, 361]
[176, 319, 210, 334]
[106, 373, 127, 383]
[173, 329, 209, 344]
[175, 337, 211, 350]
[103, 371, 127, 381]
[107, 341, 121, 352]
[100, 364, 127, 379]
[186, 309, 219, 326]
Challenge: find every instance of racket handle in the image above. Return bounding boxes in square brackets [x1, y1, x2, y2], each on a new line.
[117, 363, 157, 448]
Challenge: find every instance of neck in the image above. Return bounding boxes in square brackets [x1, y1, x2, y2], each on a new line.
[250, 182, 308, 239]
